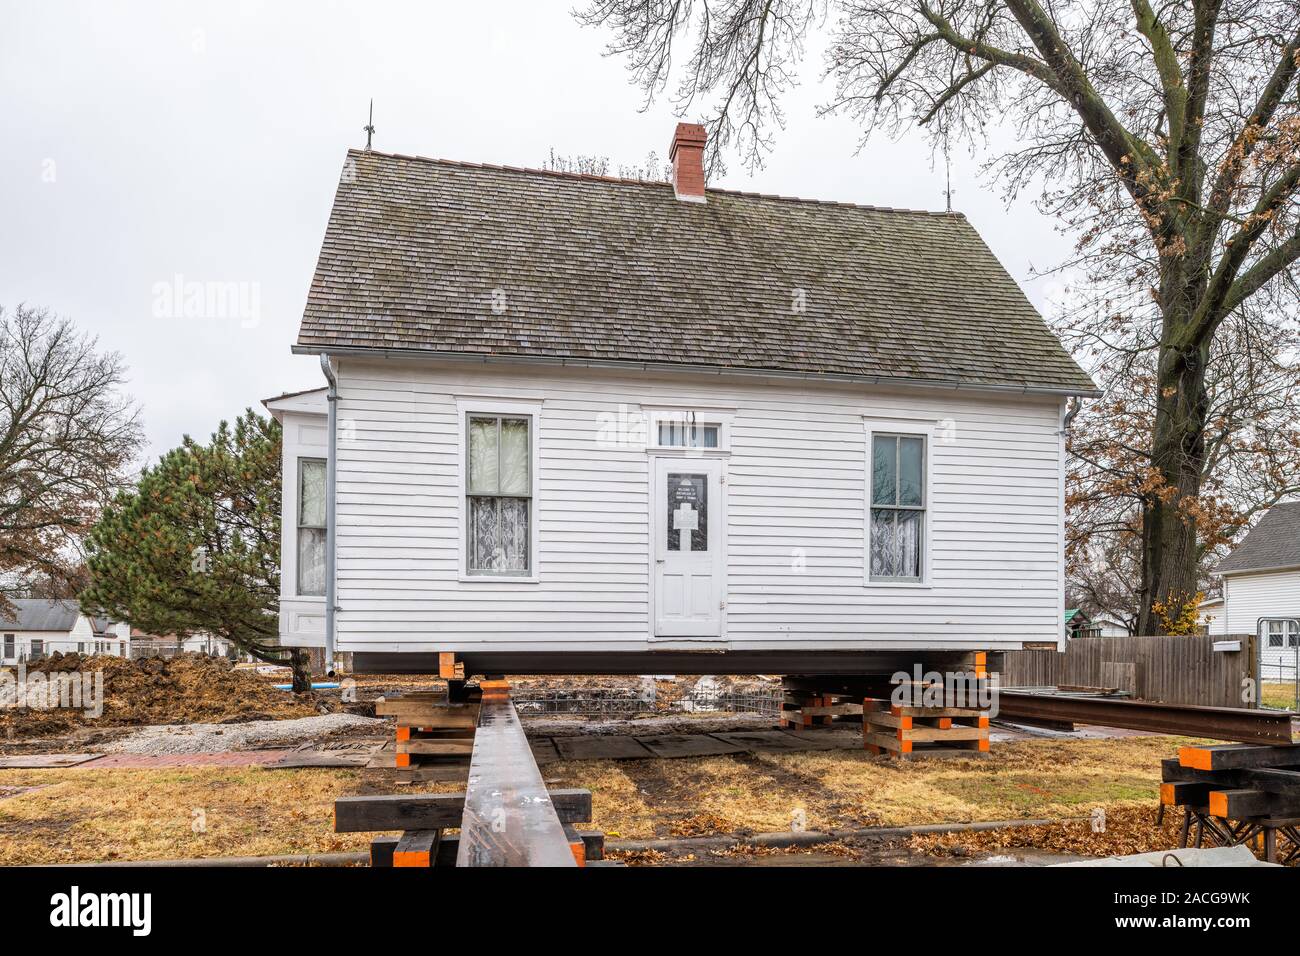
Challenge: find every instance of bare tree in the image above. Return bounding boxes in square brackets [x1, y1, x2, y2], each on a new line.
[543, 148, 672, 180]
[0, 305, 142, 609]
[1066, 304, 1300, 627]
[578, 0, 1300, 632]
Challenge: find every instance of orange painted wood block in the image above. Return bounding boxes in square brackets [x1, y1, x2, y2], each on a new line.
[1179, 746, 1214, 770]
[438, 652, 457, 679]
[393, 848, 431, 867]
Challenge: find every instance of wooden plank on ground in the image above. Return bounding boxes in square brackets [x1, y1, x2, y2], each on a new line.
[397, 738, 475, 756]
[637, 734, 747, 758]
[554, 735, 654, 761]
[0, 754, 100, 769]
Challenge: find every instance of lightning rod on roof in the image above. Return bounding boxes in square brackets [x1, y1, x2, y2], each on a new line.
[363, 99, 376, 151]
[941, 120, 955, 214]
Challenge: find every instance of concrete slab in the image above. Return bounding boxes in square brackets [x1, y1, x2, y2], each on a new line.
[554, 735, 654, 761]
[0, 753, 100, 769]
[637, 734, 747, 758]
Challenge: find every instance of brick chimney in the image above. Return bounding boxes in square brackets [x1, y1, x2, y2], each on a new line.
[669, 122, 707, 203]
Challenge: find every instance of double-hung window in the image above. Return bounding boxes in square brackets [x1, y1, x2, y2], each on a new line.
[1266, 619, 1300, 648]
[2, 634, 13, 660]
[297, 458, 327, 597]
[466, 414, 532, 575]
[870, 434, 925, 581]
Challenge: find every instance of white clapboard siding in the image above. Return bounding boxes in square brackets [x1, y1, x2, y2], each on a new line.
[1223, 570, 1300, 671]
[304, 358, 1070, 654]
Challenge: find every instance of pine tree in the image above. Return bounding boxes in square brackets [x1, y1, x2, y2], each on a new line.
[81, 410, 313, 692]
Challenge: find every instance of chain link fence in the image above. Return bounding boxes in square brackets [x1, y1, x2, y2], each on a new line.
[511, 681, 783, 717]
[1258, 641, 1299, 712]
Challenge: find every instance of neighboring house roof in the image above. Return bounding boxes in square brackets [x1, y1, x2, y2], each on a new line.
[0, 598, 81, 632]
[294, 149, 1097, 396]
[1217, 502, 1300, 575]
[1064, 608, 1084, 623]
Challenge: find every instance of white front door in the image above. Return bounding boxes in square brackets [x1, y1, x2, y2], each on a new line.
[654, 458, 724, 637]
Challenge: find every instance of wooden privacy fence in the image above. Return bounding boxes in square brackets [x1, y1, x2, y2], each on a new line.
[998, 634, 1257, 708]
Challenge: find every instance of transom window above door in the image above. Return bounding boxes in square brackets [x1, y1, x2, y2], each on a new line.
[657, 421, 719, 448]
[644, 408, 733, 452]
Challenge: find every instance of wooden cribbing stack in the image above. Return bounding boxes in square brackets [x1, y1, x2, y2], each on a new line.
[781, 688, 863, 729]
[863, 701, 990, 758]
[374, 688, 479, 775]
[863, 652, 991, 759]
[1159, 743, 1300, 864]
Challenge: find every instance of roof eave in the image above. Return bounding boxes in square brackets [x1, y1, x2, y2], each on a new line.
[291, 344, 1102, 399]
[1218, 562, 1300, 578]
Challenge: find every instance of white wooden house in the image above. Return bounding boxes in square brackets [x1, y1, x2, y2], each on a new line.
[269, 124, 1098, 676]
[0, 599, 131, 663]
[1216, 502, 1300, 677]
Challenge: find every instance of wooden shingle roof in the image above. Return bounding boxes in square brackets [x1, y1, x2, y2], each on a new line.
[295, 149, 1097, 395]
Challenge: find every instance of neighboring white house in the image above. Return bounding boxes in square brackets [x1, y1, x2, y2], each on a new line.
[1216, 502, 1300, 676]
[269, 124, 1098, 676]
[1197, 597, 1227, 636]
[0, 599, 131, 663]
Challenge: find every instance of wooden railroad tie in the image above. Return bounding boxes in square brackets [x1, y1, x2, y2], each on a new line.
[1159, 744, 1300, 864]
[337, 788, 606, 868]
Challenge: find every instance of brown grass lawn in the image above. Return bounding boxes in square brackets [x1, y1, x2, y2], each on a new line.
[1260, 681, 1299, 711]
[0, 734, 1201, 865]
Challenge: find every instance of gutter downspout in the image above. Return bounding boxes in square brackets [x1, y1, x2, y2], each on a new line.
[319, 353, 339, 676]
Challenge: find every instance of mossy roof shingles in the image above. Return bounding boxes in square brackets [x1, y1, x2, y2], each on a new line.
[296, 149, 1097, 395]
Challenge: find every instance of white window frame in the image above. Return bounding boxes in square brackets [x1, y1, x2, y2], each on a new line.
[643, 407, 734, 455]
[296, 457, 327, 597]
[2, 633, 13, 661]
[1266, 619, 1299, 648]
[456, 398, 543, 583]
[863, 418, 936, 588]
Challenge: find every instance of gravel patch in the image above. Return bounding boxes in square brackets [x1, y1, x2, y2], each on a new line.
[102, 713, 387, 755]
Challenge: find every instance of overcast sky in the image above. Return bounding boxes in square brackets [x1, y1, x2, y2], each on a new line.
[1, 0, 1076, 465]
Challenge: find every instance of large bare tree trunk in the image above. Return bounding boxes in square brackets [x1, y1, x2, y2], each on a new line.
[1138, 300, 1211, 634]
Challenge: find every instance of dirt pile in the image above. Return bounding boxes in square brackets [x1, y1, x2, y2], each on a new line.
[0, 653, 319, 739]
